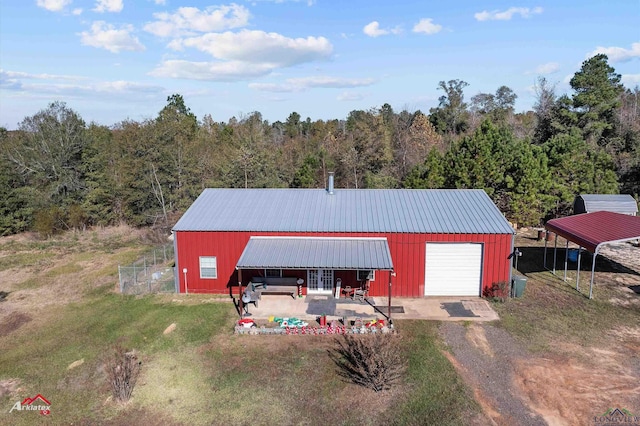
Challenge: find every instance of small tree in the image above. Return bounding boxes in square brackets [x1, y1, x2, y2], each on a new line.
[329, 334, 406, 392]
[105, 345, 141, 403]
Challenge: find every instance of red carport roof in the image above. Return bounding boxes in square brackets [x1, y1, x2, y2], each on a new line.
[545, 211, 640, 253]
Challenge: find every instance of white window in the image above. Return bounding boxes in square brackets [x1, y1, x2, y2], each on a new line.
[357, 270, 375, 281]
[265, 269, 282, 278]
[200, 257, 217, 279]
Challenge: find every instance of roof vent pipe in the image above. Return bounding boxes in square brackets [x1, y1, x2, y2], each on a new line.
[327, 172, 334, 195]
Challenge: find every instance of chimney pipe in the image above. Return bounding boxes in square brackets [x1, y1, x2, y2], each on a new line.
[327, 172, 334, 195]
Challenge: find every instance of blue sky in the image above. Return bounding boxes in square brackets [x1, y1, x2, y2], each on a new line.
[0, 0, 638, 129]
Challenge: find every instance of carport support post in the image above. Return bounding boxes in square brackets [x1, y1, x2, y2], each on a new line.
[563, 240, 569, 282]
[589, 252, 597, 299]
[553, 235, 558, 274]
[576, 247, 581, 292]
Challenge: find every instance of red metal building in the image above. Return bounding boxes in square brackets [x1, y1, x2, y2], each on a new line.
[172, 181, 514, 298]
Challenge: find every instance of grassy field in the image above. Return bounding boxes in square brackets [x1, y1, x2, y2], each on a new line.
[492, 232, 640, 353]
[0, 228, 479, 426]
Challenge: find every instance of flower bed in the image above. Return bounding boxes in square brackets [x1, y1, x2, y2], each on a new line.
[234, 318, 395, 335]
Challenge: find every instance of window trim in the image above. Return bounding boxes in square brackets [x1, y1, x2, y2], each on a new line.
[357, 270, 375, 281]
[265, 268, 283, 278]
[199, 256, 218, 279]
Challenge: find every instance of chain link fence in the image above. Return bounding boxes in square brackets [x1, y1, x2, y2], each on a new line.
[118, 244, 176, 294]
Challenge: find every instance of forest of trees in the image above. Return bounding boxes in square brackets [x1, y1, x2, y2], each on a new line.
[1, 54, 638, 237]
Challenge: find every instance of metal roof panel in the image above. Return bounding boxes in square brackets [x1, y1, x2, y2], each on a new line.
[236, 237, 394, 270]
[173, 188, 514, 234]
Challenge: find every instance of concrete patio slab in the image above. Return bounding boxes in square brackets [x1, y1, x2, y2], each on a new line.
[239, 295, 499, 323]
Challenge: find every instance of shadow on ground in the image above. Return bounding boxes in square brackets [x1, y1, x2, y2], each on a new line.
[516, 247, 639, 276]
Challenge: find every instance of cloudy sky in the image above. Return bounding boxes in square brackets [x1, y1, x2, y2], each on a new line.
[0, 0, 638, 129]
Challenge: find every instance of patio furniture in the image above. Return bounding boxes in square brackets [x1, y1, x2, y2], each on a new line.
[251, 277, 298, 298]
[353, 282, 369, 302]
[342, 285, 354, 299]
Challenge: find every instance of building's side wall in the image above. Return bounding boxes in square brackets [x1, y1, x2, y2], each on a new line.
[174, 230, 513, 297]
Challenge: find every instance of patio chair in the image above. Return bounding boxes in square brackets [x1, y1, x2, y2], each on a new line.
[353, 281, 369, 302]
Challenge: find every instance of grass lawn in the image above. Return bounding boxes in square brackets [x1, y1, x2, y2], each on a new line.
[492, 232, 640, 353]
[0, 228, 479, 425]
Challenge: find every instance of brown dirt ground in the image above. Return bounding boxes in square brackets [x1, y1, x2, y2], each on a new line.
[451, 228, 640, 425]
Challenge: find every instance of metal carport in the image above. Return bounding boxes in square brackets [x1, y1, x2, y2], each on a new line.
[544, 211, 640, 299]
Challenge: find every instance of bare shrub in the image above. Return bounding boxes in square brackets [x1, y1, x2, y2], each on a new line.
[329, 334, 406, 392]
[105, 345, 141, 402]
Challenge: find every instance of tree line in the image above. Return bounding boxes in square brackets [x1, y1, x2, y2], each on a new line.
[0, 54, 638, 236]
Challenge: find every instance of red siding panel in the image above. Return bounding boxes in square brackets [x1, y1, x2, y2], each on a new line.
[175, 230, 513, 297]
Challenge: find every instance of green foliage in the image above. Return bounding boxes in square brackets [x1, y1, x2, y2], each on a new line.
[33, 205, 66, 238]
[2, 66, 636, 236]
[291, 155, 320, 188]
[403, 148, 446, 189]
[543, 131, 619, 216]
[429, 79, 470, 135]
[570, 54, 623, 145]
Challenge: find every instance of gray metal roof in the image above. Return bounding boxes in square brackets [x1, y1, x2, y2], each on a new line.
[236, 237, 394, 270]
[574, 194, 638, 215]
[172, 188, 514, 234]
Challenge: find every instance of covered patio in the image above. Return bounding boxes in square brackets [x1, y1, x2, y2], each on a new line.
[235, 236, 396, 319]
[544, 211, 640, 299]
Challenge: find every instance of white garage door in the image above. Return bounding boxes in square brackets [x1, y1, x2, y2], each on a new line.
[424, 243, 483, 296]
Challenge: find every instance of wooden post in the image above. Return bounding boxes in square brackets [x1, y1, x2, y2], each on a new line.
[388, 271, 393, 324]
[238, 269, 243, 318]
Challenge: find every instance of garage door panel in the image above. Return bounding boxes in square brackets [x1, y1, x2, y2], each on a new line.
[425, 243, 482, 296]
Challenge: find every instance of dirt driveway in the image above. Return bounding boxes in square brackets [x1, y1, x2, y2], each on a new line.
[440, 231, 640, 426]
[440, 322, 640, 426]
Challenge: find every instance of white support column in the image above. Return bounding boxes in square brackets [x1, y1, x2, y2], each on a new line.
[576, 247, 582, 291]
[553, 234, 558, 274]
[563, 240, 569, 282]
[589, 253, 597, 299]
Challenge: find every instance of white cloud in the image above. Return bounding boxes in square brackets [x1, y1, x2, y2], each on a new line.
[150, 60, 273, 81]
[363, 21, 387, 37]
[474, 7, 543, 21]
[412, 18, 442, 35]
[144, 4, 250, 37]
[177, 30, 332, 67]
[154, 0, 166, 4]
[0, 68, 162, 98]
[337, 91, 366, 101]
[72, 8, 82, 15]
[534, 62, 560, 74]
[1, 69, 84, 80]
[245, 0, 315, 4]
[36, 0, 72, 12]
[93, 0, 123, 13]
[249, 76, 375, 92]
[79, 21, 145, 53]
[622, 74, 640, 85]
[363, 21, 401, 37]
[588, 42, 640, 63]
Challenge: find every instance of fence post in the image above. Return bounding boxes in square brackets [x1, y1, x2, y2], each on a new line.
[163, 245, 167, 262]
[154, 250, 157, 266]
[118, 266, 123, 293]
[144, 257, 147, 276]
[133, 264, 137, 285]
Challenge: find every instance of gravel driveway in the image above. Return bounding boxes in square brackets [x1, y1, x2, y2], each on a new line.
[439, 322, 547, 426]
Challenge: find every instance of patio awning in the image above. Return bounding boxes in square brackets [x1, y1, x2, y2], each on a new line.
[236, 236, 394, 271]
